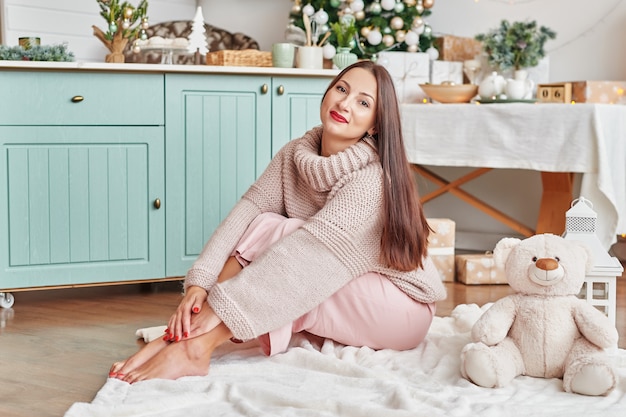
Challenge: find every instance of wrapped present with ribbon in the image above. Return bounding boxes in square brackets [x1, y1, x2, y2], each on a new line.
[378, 51, 430, 103]
[455, 252, 508, 285]
[427, 218, 456, 282]
[430, 60, 463, 85]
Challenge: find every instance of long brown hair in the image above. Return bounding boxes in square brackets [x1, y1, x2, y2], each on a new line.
[323, 61, 430, 271]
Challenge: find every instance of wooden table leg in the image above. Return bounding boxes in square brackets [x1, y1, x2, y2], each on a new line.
[412, 165, 535, 237]
[536, 172, 574, 235]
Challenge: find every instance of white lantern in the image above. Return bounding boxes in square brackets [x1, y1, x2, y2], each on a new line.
[563, 197, 624, 325]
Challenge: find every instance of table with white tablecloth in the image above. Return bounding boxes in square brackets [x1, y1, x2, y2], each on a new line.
[401, 102, 626, 249]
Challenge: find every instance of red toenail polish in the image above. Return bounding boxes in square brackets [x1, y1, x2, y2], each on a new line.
[183, 332, 189, 338]
[163, 334, 169, 341]
[175, 335, 180, 342]
[164, 328, 170, 334]
[192, 306, 199, 313]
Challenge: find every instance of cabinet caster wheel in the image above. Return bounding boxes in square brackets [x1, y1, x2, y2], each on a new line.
[0, 292, 15, 309]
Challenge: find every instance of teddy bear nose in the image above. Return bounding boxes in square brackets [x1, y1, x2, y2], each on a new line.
[535, 258, 559, 271]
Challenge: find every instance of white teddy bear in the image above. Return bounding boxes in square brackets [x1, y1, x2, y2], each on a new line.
[460, 233, 618, 396]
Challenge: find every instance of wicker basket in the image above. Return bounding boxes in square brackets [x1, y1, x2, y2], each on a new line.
[206, 49, 272, 67]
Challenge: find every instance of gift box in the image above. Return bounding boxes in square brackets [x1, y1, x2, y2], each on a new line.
[455, 253, 507, 285]
[434, 35, 483, 62]
[427, 218, 456, 282]
[430, 60, 463, 85]
[571, 81, 626, 104]
[378, 51, 430, 103]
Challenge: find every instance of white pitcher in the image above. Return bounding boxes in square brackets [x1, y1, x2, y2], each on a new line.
[505, 70, 535, 100]
[478, 71, 506, 100]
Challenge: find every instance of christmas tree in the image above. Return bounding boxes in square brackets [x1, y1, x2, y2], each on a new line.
[288, 0, 436, 60]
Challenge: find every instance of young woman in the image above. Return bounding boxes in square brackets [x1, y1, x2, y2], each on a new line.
[110, 61, 446, 383]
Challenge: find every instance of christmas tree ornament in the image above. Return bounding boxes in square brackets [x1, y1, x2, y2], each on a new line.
[315, 8, 329, 24]
[361, 26, 371, 37]
[302, 3, 315, 16]
[404, 30, 419, 46]
[426, 45, 439, 60]
[394, 1, 405, 13]
[351, 0, 365, 12]
[122, 19, 130, 29]
[423, 0, 434, 9]
[405, 0, 417, 6]
[355, 10, 366, 20]
[390, 16, 404, 30]
[381, 0, 395, 10]
[382, 34, 395, 47]
[323, 43, 337, 59]
[395, 30, 406, 42]
[367, 29, 383, 45]
[330, 0, 342, 7]
[407, 44, 418, 52]
[109, 21, 118, 33]
[369, 2, 382, 14]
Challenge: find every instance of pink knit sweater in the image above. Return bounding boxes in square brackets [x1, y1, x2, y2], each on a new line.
[185, 126, 446, 341]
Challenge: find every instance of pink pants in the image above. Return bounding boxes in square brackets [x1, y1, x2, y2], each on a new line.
[232, 212, 435, 356]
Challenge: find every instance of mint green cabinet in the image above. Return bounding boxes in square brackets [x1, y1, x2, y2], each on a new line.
[0, 68, 333, 293]
[271, 76, 329, 155]
[0, 71, 165, 290]
[165, 74, 331, 277]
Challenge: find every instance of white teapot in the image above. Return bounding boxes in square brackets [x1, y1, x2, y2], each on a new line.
[505, 70, 534, 100]
[478, 71, 506, 100]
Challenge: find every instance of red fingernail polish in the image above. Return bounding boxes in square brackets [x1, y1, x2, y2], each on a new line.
[192, 306, 199, 313]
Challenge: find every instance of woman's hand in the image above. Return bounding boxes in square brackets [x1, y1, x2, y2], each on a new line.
[166, 285, 208, 342]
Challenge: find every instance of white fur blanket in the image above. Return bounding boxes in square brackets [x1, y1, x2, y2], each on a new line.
[65, 304, 626, 417]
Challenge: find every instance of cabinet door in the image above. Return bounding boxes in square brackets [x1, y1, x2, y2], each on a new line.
[165, 74, 272, 277]
[0, 126, 165, 289]
[271, 76, 331, 155]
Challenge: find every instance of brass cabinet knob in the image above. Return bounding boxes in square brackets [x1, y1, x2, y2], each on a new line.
[277, 85, 285, 96]
[261, 84, 269, 94]
[71, 95, 84, 103]
[153, 198, 161, 209]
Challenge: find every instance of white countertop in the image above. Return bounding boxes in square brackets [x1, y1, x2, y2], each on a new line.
[0, 60, 339, 77]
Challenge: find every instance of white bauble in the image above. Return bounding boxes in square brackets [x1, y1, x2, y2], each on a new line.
[394, 2, 405, 13]
[413, 24, 425, 35]
[381, 0, 396, 11]
[322, 43, 336, 59]
[351, 0, 365, 12]
[302, 3, 315, 16]
[404, 30, 419, 46]
[407, 44, 418, 53]
[426, 46, 439, 61]
[315, 9, 329, 24]
[412, 17, 423, 29]
[367, 29, 383, 46]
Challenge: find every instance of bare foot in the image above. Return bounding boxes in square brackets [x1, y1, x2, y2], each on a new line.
[110, 336, 169, 379]
[122, 323, 233, 383]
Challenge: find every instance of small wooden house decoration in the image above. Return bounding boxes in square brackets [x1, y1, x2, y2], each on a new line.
[563, 197, 623, 325]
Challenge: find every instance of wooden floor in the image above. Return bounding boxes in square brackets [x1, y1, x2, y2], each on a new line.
[1, 271, 625, 417]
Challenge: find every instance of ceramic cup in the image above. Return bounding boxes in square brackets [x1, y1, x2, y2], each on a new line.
[296, 46, 323, 70]
[272, 43, 295, 68]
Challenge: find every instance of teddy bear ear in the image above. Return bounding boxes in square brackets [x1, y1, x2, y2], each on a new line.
[493, 237, 522, 268]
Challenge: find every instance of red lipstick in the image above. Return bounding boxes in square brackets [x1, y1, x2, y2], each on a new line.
[330, 110, 348, 123]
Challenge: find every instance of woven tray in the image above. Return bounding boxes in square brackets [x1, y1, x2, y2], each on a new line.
[206, 49, 272, 67]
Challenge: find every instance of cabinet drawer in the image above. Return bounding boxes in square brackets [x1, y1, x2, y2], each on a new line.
[0, 71, 164, 126]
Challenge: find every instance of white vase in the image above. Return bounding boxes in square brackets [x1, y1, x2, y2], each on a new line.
[332, 47, 357, 70]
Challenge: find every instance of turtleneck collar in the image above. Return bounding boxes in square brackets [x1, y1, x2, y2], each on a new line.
[294, 126, 379, 192]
